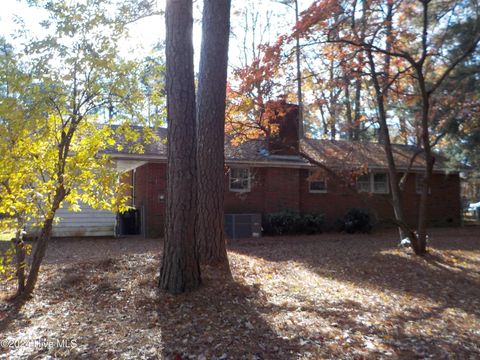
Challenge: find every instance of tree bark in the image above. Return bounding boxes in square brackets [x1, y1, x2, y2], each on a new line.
[415, 69, 433, 256]
[196, 0, 231, 272]
[159, 0, 201, 293]
[366, 48, 414, 246]
[294, 0, 304, 138]
[344, 76, 354, 140]
[13, 227, 26, 295]
[23, 217, 54, 296]
[22, 185, 64, 297]
[412, 0, 433, 256]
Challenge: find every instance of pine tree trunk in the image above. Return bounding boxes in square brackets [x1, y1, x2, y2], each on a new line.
[196, 0, 231, 272]
[159, 0, 201, 293]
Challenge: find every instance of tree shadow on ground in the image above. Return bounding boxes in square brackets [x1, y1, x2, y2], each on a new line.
[426, 227, 480, 251]
[0, 296, 28, 335]
[229, 230, 480, 316]
[36, 236, 162, 265]
[2, 253, 427, 359]
[0, 255, 320, 359]
[275, 294, 479, 358]
[2, 231, 479, 358]
[154, 270, 304, 359]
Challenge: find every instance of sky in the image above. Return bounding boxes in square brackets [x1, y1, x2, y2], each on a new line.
[0, 0, 168, 60]
[0, 0, 301, 69]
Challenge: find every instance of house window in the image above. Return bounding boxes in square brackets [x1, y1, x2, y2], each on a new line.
[357, 172, 389, 194]
[229, 167, 250, 192]
[309, 170, 327, 193]
[373, 173, 389, 194]
[415, 173, 430, 194]
[357, 174, 370, 193]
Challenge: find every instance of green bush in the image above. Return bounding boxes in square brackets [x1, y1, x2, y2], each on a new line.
[266, 210, 324, 235]
[298, 212, 325, 234]
[339, 208, 372, 233]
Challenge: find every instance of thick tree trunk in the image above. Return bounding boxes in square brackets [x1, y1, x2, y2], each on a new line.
[159, 0, 201, 293]
[196, 0, 231, 272]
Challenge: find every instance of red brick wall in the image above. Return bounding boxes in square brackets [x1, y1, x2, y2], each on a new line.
[264, 167, 301, 213]
[133, 163, 167, 238]
[400, 172, 461, 227]
[130, 163, 461, 237]
[224, 167, 266, 213]
[299, 170, 461, 228]
[298, 169, 394, 225]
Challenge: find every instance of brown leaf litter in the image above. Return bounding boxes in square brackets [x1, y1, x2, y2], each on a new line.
[1, 227, 479, 359]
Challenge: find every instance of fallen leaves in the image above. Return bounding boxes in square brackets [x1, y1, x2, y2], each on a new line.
[0, 227, 479, 359]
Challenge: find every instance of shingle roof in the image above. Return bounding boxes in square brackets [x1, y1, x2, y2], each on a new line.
[106, 127, 462, 172]
[108, 128, 310, 167]
[300, 138, 458, 172]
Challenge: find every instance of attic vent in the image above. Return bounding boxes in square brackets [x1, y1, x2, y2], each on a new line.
[225, 213, 262, 239]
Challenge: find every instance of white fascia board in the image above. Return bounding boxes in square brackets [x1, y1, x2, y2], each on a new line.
[225, 159, 312, 169]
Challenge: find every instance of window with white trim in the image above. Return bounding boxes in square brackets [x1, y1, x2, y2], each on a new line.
[357, 172, 389, 194]
[373, 173, 389, 193]
[308, 170, 327, 193]
[356, 174, 370, 193]
[229, 167, 251, 192]
[415, 173, 430, 194]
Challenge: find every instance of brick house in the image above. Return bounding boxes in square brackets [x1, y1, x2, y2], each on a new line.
[110, 117, 462, 238]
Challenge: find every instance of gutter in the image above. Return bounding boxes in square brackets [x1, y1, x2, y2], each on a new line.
[109, 153, 461, 173]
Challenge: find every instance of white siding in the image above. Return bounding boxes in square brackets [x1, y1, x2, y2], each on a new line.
[52, 203, 116, 237]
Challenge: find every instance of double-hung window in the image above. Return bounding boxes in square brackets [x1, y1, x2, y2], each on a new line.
[415, 173, 430, 194]
[357, 172, 389, 194]
[356, 174, 371, 193]
[308, 170, 327, 193]
[373, 173, 388, 193]
[229, 167, 251, 192]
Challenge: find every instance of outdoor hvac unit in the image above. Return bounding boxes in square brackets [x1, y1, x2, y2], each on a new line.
[225, 213, 262, 239]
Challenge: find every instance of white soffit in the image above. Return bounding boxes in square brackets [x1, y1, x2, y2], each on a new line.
[115, 159, 147, 173]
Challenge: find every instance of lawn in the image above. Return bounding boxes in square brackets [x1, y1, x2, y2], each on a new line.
[1, 227, 479, 359]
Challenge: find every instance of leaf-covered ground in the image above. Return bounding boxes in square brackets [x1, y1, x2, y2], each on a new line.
[1, 227, 479, 359]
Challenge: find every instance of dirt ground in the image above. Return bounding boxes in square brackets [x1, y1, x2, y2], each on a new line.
[1, 227, 479, 359]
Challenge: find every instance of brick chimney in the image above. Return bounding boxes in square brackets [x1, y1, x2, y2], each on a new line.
[265, 100, 299, 156]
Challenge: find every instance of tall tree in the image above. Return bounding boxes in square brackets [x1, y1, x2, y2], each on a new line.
[196, 0, 232, 270]
[159, 0, 201, 293]
[0, 0, 160, 297]
[227, 0, 479, 255]
[307, 0, 480, 254]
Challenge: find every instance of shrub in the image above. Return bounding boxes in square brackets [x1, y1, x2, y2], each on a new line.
[298, 212, 325, 234]
[266, 210, 324, 235]
[340, 208, 372, 233]
[268, 210, 300, 235]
